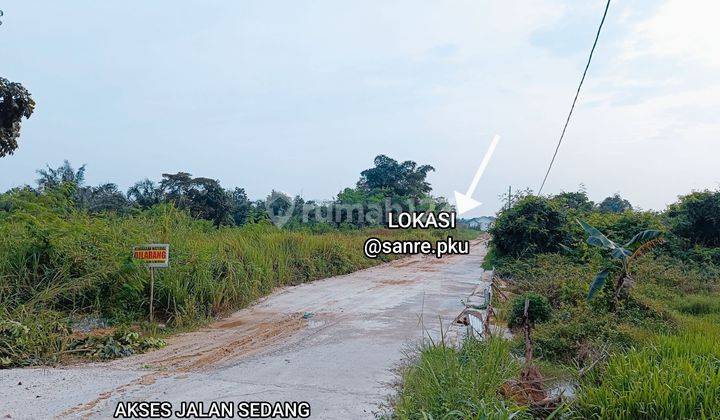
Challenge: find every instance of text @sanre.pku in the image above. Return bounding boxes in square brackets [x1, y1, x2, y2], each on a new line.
[363, 211, 470, 259]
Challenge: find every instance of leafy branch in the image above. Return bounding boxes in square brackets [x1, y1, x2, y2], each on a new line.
[578, 219, 662, 305]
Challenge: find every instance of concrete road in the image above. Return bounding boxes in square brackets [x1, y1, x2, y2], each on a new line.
[0, 239, 489, 419]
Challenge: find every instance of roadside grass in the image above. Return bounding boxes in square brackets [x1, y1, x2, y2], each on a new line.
[393, 338, 528, 420]
[573, 315, 720, 419]
[502, 255, 720, 418]
[411, 191, 720, 418]
[1, 195, 477, 367]
[392, 248, 720, 418]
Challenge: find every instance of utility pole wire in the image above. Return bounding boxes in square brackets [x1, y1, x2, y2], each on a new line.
[538, 0, 612, 195]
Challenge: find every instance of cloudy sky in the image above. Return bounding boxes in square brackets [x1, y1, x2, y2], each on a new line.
[1, 0, 718, 214]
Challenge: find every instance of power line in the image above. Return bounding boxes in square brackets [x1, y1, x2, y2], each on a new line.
[538, 0, 612, 195]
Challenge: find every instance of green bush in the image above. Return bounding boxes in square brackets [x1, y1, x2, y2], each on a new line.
[507, 292, 551, 328]
[495, 254, 597, 307]
[666, 190, 720, 247]
[498, 254, 676, 363]
[489, 196, 567, 258]
[530, 306, 637, 363]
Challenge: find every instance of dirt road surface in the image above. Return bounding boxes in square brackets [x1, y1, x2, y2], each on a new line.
[1, 239, 489, 419]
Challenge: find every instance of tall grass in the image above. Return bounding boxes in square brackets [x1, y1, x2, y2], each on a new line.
[1, 190, 471, 366]
[574, 317, 720, 419]
[394, 338, 527, 419]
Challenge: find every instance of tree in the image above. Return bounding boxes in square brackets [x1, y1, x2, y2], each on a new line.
[77, 183, 129, 214]
[666, 190, 720, 247]
[291, 195, 305, 218]
[552, 190, 594, 212]
[0, 77, 35, 157]
[127, 179, 162, 209]
[159, 172, 194, 208]
[185, 177, 232, 227]
[357, 155, 434, 197]
[158, 172, 232, 227]
[247, 200, 270, 223]
[598, 193, 632, 213]
[332, 155, 442, 228]
[229, 187, 251, 226]
[265, 190, 293, 226]
[36, 160, 86, 190]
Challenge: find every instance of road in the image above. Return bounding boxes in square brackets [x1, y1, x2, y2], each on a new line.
[1, 239, 489, 419]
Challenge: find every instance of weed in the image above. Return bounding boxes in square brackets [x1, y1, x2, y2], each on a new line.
[394, 338, 528, 419]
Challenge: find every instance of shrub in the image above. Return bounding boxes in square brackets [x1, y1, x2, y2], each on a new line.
[531, 306, 627, 363]
[495, 254, 596, 308]
[507, 292, 551, 328]
[489, 196, 567, 258]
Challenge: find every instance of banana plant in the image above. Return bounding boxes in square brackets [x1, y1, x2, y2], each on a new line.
[578, 220, 662, 303]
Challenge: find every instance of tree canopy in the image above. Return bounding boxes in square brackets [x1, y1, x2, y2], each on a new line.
[0, 77, 35, 158]
[598, 193, 633, 213]
[6, 154, 446, 229]
[357, 155, 435, 197]
[36, 160, 86, 190]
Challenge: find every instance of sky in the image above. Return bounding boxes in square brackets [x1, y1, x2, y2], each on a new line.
[1, 0, 719, 215]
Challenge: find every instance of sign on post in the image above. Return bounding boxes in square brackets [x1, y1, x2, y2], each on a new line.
[133, 244, 169, 268]
[133, 244, 169, 322]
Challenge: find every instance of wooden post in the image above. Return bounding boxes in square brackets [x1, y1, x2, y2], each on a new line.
[523, 298, 533, 363]
[149, 267, 155, 322]
[483, 307, 493, 337]
[483, 286, 493, 337]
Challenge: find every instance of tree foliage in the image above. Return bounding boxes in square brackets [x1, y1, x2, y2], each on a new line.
[334, 155, 448, 227]
[489, 195, 567, 258]
[36, 160, 86, 191]
[159, 173, 232, 227]
[10, 154, 447, 229]
[127, 179, 162, 209]
[552, 190, 594, 212]
[357, 155, 435, 198]
[76, 183, 129, 214]
[598, 193, 633, 213]
[229, 188, 252, 226]
[0, 77, 35, 158]
[667, 190, 720, 247]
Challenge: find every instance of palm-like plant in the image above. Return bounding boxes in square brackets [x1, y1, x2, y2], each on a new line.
[578, 220, 662, 304]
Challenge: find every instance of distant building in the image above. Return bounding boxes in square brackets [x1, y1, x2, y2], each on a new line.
[460, 216, 495, 231]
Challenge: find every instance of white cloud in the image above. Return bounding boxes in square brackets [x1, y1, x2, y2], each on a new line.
[624, 0, 720, 68]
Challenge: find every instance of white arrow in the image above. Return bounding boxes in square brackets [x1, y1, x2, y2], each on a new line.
[454, 134, 501, 215]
